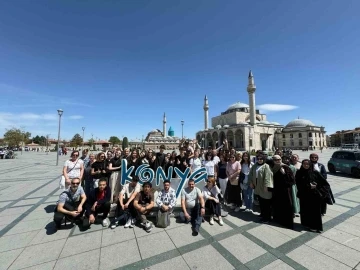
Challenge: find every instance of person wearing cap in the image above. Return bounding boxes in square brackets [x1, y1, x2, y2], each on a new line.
[134, 182, 155, 233]
[271, 155, 296, 229]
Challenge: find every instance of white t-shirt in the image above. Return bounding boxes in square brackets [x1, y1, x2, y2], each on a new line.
[120, 183, 141, 198]
[204, 160, 216, 176]
[213, 156, 220, 165]
[64, 159, 83, 179]
[190, 158, 202, 172]
[181, 187, 202, 209]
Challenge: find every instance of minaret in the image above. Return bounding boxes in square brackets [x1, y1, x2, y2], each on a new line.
[163, 112, 167, 138]
[203, 95, 209, 130]
[247, 70, 257, 126]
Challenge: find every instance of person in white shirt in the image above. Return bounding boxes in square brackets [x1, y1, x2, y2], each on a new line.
[63, 150, 84, 189]
[204, 152, 216, 178]
[202, 177, 223, 226]
[189, 149, 202, 174]
[156, 180, 177, 214]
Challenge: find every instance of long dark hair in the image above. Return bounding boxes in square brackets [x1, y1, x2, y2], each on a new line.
[240, 152, 251, 166]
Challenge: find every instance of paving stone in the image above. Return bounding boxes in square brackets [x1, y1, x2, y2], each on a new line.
[9, 239, 66, 270]
[322, 228, 360, 252]
[59, 230, 102, 258]
[4, 217, 51, 236]
[0, 248, 24, 270]
[30, 226, 71, 245]
[0, 230, 39, 253]
[335, 198, 359, 208]
[287, 245, 351, 270]
[71, 222, 105, 236]
[0, 214, 22, 226]
[182, 244, 234, 270]
[219, 233, 266, 264]
[143, 255, 190, 270]
[133, 222, 165, 238]
[328, 204, 352, 213]
[248, 225, 292, 248]
[306, 235, 360, 268]
[137, 231, 176, 259]
[201, 218, 232, 236]
[167, 223, 204, 248]
[101, 226, 136, 247]
[0, 205, 33, 217]
[54, 249, 100, 270]
[334, 221, 360, 237]
[21, 260, 56, 270]
[99, 239, 140, 270]
[259, 259, 294, 269]
[12, 198, 42, 207]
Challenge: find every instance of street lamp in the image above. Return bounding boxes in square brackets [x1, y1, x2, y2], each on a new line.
[56, 109, 63, 166]
[82, 127, 85, 150]
[181, 120, 184, 139]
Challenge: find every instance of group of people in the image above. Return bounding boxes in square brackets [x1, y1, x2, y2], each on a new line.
[55, 140, 334, 236]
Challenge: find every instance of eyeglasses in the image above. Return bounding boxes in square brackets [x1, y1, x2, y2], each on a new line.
[71, 182, 80, 186]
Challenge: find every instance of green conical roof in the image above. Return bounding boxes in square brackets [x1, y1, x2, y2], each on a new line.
[168, 126, 174, 132]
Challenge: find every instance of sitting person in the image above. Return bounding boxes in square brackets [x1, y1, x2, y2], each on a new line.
[54, 177, 87, 229]
[202, 177, 223, 226]
[156, 180, 177, 228]
[179, 178, 205, 236]
[110, 177, 140, 229]
[85, 178, 111, 227]
[134, 182, 155, 232]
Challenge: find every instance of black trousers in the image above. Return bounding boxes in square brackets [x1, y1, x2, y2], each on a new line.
[116, 199, 137, 218]
[86, 201, 111, 219]
[320, 201, 327, 215]
[205, 199, 221, 217]
[54, 201, 84, 227]
[259, 196, 272, 222]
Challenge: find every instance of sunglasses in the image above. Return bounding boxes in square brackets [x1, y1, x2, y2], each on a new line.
[71, 182, 80, 186]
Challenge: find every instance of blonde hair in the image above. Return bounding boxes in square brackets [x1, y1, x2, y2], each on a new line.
[207, 177, 216, 186]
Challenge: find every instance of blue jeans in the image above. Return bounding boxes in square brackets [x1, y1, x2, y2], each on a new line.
[242, 187, 254, 210]
[179, 205, 202, 232]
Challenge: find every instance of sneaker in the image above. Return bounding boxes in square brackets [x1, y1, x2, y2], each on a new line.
[124, 217, 131, 228]
[102, 218, 109, 227]
[209, 216, 214, 225]
[218, 217, 224, 226]
[234, 207, 241, 212]
[191, 227, 199, 236]
[245, 209, 250, 212]
[144, 222, 152, 233]
[110, 221, 118, 229]
[229, 204, 236, 210]
[129, 218, 136, 228]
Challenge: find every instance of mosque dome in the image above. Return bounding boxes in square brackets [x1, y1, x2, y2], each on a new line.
[215, 125, 222, 129]
[259, 120, 272, 125]
[151, 129, 161, 133]
[168, 126, 174, 137]
[271, 122, 281, 125]
[226, 102, 249, 111]
[286, 119, 315, 128]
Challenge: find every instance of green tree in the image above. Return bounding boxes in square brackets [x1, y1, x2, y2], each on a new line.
[109, 136, 121, 146]
[122, 137, 129, 149]
[70, 133, 83, 147]
[32, 135, 46, 145]
[88, 138, 95, 148]
[3, 128, 31, 147]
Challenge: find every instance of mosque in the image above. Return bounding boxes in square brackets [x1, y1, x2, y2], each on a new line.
[195, 71, 327, 151]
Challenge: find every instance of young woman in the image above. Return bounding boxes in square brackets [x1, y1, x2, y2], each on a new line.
[63, 150, 84, 189]
[108, 149, 122, 203]
[91, 152, 108, 188]
[240, 152, 254, 212]
[226, 154, 242, 212]
[202, 177, 223, 226]
[216, 154, 228, 198]
[83, 153, 96, 196]
[204, 152, 216, 178]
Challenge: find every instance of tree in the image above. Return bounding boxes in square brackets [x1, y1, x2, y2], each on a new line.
[3, 128, 31, 147]
[109, 136, 121, 146]
[122, 137, 129, 149]
[32, 135, 47, 146]
[70, 133, 83, 147]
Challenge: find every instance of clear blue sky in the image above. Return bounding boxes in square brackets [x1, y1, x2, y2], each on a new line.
[0, 0, 359, 141]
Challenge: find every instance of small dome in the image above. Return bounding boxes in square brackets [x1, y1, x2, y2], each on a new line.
[271, 122, 281, 125]
[168, 126, 174, 132]
[286, 119, 315, 128]
[215, 125, 222, 129]
[151, 129, 161, 133]
[223, 125, 229, 128]
[259, 120, 271, 125]
[226, 102, 249, 111]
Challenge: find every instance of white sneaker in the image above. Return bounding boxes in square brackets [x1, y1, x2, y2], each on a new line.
[218, 217, 224, 226]
[102, 218, 109, 227]
[234, 207, 241, 212]
[124, 218, 131, 228]
[110, 221, 118, 229]
[144, 221, 152, 233]
[129, 218, 136, 228]
[229, 204, 236, 210]
[209, 216, 214, 225]
[245, 209, 250, 212]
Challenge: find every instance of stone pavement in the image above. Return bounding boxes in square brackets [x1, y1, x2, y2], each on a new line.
[1, 150, 360, 270]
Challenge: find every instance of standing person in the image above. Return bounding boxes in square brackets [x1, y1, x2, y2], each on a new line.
[226, 154, 242, 212]
[63, 150, 84, 189]
[296, 159, 331, 232]
[216, 154, 228, 199]
[204, 152, 216, 178]
[85, 178, 111, 227]
[108, 149, 122, 203]
[83, 153, 96, 196]
[240, 152, 254, 212]
[179, 179, 206, 236]
[189, 149, 202, 174]
[249, 154, 273, 223]
[80, 149, 89, 168]
[282, 155, 300, 217]
[271, 155, 296, 229]
[91, 152, 108, 188]
[133, 182, 155, 233]
[202, 177, 223, 225]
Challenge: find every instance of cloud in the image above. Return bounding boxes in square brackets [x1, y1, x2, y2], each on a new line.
[68, 115, 84, 120]
[257, 104, 298, 112]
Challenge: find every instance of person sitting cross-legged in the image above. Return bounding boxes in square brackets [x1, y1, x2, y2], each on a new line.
[134, 182, 155, 232]
[179, 178, 205, 236]
[202, 177, 223, 226]
[156, 180, 176, 213]
[110, 177, 140, 229]
[85, 178, 111, 227]
[54, 177, 87, 229]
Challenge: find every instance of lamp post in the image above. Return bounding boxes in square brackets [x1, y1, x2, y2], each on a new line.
[181, 120, 184, 139]
[56, 109, 63, 166]
[82, 127, 85, 150]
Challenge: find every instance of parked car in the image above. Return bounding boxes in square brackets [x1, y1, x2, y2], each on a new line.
[328, 150, 360, 178]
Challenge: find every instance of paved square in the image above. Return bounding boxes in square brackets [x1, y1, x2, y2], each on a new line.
[1, 149, 360, 269]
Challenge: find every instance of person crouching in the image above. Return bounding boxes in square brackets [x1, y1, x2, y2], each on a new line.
[134, 182, 155, 232]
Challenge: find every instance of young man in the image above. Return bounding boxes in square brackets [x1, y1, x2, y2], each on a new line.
[134, 182, 155, 232]
[180, 179, 205, 236]
[85, 178, 111, 227]
[110, 177, 141, 229]
[156, 180, 177, 214]
[54, 177, 87, 229]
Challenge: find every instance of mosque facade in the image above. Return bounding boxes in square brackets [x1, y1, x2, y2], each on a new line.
[195, 71, 327, 151]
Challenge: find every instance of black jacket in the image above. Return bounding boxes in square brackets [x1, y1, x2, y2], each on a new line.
[85, 186, 111, 213]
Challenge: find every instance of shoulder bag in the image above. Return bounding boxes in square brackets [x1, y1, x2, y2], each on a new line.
[59, 159, 79, 189]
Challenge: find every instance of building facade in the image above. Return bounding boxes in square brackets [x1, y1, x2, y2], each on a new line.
[196, 71, 327, 151]
[329, 127, 360, 147]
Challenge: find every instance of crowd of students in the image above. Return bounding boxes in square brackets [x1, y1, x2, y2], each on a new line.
[55, 140, 335, 235]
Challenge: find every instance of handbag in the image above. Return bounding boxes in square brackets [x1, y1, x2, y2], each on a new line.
[156, 209, 170, 228]
[59, 159, 79, 189]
